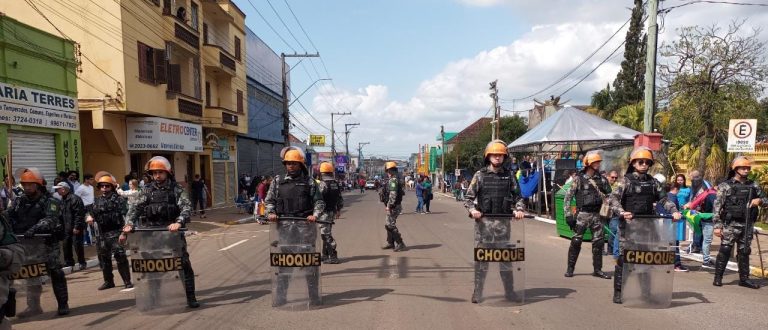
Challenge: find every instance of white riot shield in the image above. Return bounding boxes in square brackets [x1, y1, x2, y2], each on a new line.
[621, 216, 676, 308]
[270, 218, 322, 310]
[13, 237, 49, 287]
[128, 230, 187, 314]
[474, 216, 525, 306]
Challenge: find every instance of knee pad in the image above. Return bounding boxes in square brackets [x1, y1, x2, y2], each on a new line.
[738, 246, 752, 256]
[570, 237, 583, 245]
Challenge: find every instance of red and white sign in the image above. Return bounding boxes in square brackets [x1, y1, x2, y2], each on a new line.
[727, 119, 757, 152]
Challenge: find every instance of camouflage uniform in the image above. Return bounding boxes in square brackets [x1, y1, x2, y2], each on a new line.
[608, 172, 678, 303]
[126, 179, 197, 307]
[318, 176, 343, 263]
[711, 177, 768, 288]
[7, 192, 69, 316]
[464, 165, 525, 303]
[0, 213, 24, 326]
[562, 172, 612, 278]
[381, 176, 405, 250]
[265, 173, 325, 306]
[89, 191, 131, 288]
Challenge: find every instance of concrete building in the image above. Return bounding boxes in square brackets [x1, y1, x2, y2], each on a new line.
[0, 14, 81, 186]
[1, 0, 247, 206]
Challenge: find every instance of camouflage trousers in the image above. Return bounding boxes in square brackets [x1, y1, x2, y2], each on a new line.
[721, 223, 753, 254]
[572, 212, 605, 243]
[319, 212, 337, 257]
[386, 205, 402, 227]
[473, 217, 517, 301]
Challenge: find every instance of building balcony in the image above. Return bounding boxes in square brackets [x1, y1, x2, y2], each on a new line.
[162, 7, 200, 53]
[203, 43, 236, 77]
[168, 93, 203, 117]
[204, 106, 245, 133]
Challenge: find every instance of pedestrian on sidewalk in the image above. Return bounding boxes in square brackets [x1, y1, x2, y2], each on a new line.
[687, 170, 712, 253]
[685, 182, 717, 268]
[711, 157, 767, 289]
[56, 182, 87, 271]
[415, 177, 424, 214]
[88, 172, 132, 290]
[423, 177, 433, 213]
[190, 174, 206, 219]
[563, 151, 612, 280]
[656, 182, 688, 272]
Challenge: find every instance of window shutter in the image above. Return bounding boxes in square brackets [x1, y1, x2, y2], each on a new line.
[138, 42, 148, 81]
[237, 90, 243, 113]
[168, 64, 181, 93]
[154, 49, 167, 84]
[234, 36, 241, 61]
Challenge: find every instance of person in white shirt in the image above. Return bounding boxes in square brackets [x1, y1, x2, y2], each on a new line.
[75, 174, 95, 245]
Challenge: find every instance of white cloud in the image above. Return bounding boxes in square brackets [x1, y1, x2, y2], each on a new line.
[304, 1, 768, 158]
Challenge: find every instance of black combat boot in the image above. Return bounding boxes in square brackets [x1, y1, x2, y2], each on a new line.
[392, 229, 406, 252]
[117, 258, 133, 289]
[592, 242, 611, 279]
[50, 269, 70, 316]
[713, 245, 732, 287]
[472, 263, 487, 304]
[500, 270, 517, 302]
[564, 239, 581, 277]
[612, 265, 623, 304]
[327, 249, 340, 264]
[182, 262, 200, 308]
[382, 226, 395, 249]
[737, 252, 760, 289]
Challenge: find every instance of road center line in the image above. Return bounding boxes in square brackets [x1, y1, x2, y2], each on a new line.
[219, 239, 249, 251]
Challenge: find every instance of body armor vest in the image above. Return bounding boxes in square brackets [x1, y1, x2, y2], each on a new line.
[92, 193, 124, 232]
[143, 183, 180, 225]
[322, 179, 341, 212]
[479, 168, 514, 215]
[275, 176, 313, 217]
[723, 180, 755, 222]
[11, 195, 48, 234]
[622, 174, 657, 215]
[576, 175, 604, 212]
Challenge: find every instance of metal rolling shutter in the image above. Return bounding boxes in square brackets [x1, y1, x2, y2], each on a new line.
[9, 131, 57, 189]
[228, 161, 237, 202]
[213, 162, 226, 206]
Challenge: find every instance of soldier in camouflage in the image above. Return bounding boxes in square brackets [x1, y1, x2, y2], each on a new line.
[0, 207, 24, 328]
[464, 140, 525, 303]
[712, 156, 767, 289]
[562, 151, 612, 280]
[7, 168, 70, 316]
[266, 147, 325, 306]
[607, 148, 681, 304]
[380, 162, 406, 252]
[87, 172, 132, 290]
[317, 162, 343, 264]
[123, 156, 199, 308]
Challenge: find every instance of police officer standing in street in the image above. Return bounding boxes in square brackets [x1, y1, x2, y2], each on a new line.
[608, 148, 681, 304]
[318, 162, 343, 264]
[380, 162, 406, 252]
[265, 147, 325, 305]
[123, 156, 199, 308]
[0, 212, 24, 328]
[88, 172, 132, 290]
[712, 156, 767, 289]
[464, 140, 525, 303]
[7, 168, 70, 316]
[563, 152, 612, 279]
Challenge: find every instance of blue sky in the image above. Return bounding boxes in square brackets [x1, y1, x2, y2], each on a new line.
[236, 0, 768, 158]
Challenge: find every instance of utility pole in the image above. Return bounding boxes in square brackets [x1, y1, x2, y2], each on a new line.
[330, 112, 351, 167]
[489, 80, 500, 140]
[440, 125, 445, 192]
[344, 123, 360, 174]
[282, 52, 320, 145]
[643, 0, 659, 133]
[358, 142, 370, 172]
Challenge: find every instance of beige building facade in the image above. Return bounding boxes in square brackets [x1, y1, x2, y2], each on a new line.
[1, 0, 247, 205]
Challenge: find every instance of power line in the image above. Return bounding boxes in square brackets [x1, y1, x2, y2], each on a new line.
[664, 0, 768, 13]
[556, 39, 627, 98]
[243, 0, 297, 52]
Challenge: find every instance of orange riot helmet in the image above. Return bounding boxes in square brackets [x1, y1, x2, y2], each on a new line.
[731, 156, 752, 170]
[484, 140, 508, 164]
[385, 161, 398, 171]
[583, 151, 603, 167]
[94, 171, 118, 187]
[146, 156, 172, 173]
[629, 147, 654, 163]
[19, 168, 44, 185]
[320, 162, 334, 174]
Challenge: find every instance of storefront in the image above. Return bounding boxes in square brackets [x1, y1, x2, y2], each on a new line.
[206, 130, 238, 207]
[126, 116, 202, 187]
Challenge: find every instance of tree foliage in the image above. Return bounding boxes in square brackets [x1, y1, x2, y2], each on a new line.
[610, 0, 647, 116]
[445, 116, 528, 173]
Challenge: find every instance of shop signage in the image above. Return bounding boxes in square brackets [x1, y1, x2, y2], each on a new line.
[127, 117, 203, 152]
[0, 82, 79, 130]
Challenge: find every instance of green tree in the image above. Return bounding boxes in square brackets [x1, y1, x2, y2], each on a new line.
[589, 83, 612, 117]
[612, 102, 645, 131]
[610, 0, 646, 116]
[446, 115, 528, 173]
[659, 21, 768, 178]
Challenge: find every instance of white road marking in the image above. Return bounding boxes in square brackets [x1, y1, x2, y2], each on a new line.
[219, 239, 249, 251]
[120, 287, 135, 293]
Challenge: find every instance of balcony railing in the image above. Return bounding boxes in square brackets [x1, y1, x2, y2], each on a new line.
[174, 23, 199, 49]
[179, 98, 203, 117]
[219, 51, 236, 72]
[222, 112, 238, 126]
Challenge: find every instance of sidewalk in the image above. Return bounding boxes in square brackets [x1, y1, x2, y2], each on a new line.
[436, 191, 768, 278]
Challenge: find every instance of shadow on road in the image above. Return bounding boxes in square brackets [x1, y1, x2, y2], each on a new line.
[669, 291, 711, 308]
[339, 254, 389, 263]
[319, 288, 394, 308]
[197, 289, 271, 309]
[523, 287, 576, 304]
[390, 292, 466, 303]
[404, 244, 442, 251]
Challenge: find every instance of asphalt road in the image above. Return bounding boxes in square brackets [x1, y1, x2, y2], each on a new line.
[12, 191, 768, 330]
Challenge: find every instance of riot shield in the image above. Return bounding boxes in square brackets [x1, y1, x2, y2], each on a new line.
[473, 215, 527, 306]
[270, 217, 322, 310]
[621, 216, 676, 308]
[127, 229, 186, 314]
[12, 236, 50, 286]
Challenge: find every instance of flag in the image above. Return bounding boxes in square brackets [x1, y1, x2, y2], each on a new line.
[518, 170, 540, 198]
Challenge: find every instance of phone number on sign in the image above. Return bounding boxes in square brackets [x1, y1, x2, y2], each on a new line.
[129, 143, 159, 149]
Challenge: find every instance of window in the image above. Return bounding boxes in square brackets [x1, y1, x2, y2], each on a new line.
[137, 41, 167, 84]
[190, 2, 199, 31]
[203, 23, 208, 44]
[237, 90, 243, 113]
[234, 36, 241, 61]
[205, 81, 211, 106]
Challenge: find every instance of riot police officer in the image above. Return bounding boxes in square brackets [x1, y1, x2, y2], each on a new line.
[7, 168, 70, 316]
[608, 148, 681, 304]
[0, 212, 24, 327]
[87, 172, 132, 290]
[318, 162, 343, 264]
[563, 152, 612, 279]
[380, 162, 405, 252]
[265, 147, 325, 305]
[712, 156, 767, 289]
[123, 156, 199, 308]
[464, 140, 525, 303]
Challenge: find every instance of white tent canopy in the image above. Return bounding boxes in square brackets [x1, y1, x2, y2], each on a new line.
[507, 106, 641, 153]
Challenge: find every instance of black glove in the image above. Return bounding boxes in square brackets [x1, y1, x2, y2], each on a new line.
[565, 215, 576, 231]
[24, 227, 37, 239]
